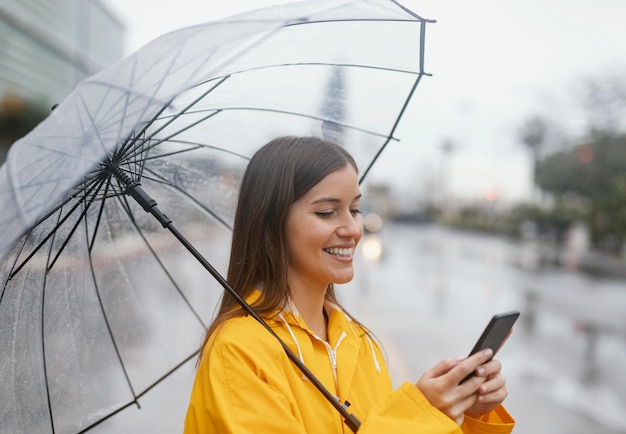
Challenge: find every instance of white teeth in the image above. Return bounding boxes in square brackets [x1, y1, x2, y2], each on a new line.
[324, 247, 353, 257]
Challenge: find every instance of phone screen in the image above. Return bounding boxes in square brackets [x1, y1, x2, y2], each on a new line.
[468, 311, 519, 356]
[461, 311, 519, 383]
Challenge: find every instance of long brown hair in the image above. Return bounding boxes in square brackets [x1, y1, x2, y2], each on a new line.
[200, 136, 359, 355]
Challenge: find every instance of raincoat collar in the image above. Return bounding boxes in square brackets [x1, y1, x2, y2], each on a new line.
[247, 288, 366, 342]
[247, 289, 381, 398]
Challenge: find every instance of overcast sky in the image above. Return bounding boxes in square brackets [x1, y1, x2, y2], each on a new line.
[102, 0, 626, 204]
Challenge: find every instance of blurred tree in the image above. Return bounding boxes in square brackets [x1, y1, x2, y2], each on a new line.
[536, 133, 626, 254]
[518, 115, 548, 201]
[0, 93, 49, 162]
[517, 71, 626, 255]
[576, 72, 626, 136]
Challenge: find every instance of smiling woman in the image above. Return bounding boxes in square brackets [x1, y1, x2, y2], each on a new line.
[183, 136, 516, 433]
[285, 164, 363, 338]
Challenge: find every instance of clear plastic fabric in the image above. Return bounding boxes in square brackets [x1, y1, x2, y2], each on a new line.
[0, 1, 432, 432]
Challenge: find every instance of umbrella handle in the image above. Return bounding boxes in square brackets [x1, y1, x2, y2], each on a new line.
[116, 171, 362, 432]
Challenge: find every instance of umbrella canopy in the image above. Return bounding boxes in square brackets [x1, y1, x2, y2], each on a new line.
[0, 0, 434, 432]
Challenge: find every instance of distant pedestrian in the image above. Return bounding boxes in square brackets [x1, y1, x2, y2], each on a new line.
[184, 136, 515, 433]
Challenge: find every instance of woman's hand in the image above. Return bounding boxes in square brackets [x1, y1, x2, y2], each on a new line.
[464, 358, 508, 419]
[415, 349, 499, 425]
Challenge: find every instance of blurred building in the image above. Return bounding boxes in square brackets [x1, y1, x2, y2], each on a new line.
[364, 183, 393, 217]
[0, 0, 125, 160]
[0, 0, 124, 105]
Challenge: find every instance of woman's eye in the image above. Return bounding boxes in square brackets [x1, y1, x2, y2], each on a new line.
[315, 211, 334, 218]
[350, 209, 362, 216]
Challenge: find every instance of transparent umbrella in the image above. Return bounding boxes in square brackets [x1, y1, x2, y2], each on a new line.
[0, 1, 434, 432]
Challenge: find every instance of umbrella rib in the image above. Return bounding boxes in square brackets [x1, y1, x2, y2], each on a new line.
[41, 207, 66, 434]
[193, 61, 427, 86]
[46, 179, 109, 272]
[73, 94, 126, 160]
[142, 142, 250, 162]
[117, 60, 228, 169]
[9, 177, 105, 279]
[91, 71, 139, 142]
[118, 99, 173, 159]
[142, 76, 229, 142]
[359, 72, 425, 183]
[12, 151, 86, 221]
[285, 15, 434, 27]
[120, 77, 231, 167]
[88, 177, 114, 251]
[75, 350, 199, 434]
[86, 30, 217, 124]
[86, 42, 193, 153]
[111, 94, 185, 183]
[203, 106, 396, 139]
[0, 235, 28, 303]
[148, 105, 395, 144]
[359, 20, 429, 183]
[123, 110, 223, 162]
[83, 204, 141, 411]
[135, 350, 199, 400]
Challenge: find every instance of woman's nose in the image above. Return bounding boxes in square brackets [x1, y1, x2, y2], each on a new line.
[337, 212, 363, 238]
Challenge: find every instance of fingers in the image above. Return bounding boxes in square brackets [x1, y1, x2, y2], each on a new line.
[464, 372, 508, 419]
[476, 372, 507, 403]
[416, 351, 508, 425]
[475, 358, 502, 379]
[456, 349, 494, 385]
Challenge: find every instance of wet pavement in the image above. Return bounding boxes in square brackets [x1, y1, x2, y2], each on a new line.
[340, 223, 626, 434]
[89, 222, 626, 433]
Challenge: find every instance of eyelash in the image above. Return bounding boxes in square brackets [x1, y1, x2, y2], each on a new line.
[315, 209, 362, 218]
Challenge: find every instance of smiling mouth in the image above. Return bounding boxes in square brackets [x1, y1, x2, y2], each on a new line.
[323, 247, 354, 257]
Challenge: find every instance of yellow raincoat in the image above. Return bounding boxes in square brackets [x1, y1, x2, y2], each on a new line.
[184, 294, 515, 433]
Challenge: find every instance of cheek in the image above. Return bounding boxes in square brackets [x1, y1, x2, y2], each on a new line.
[288, 221, 320, 252]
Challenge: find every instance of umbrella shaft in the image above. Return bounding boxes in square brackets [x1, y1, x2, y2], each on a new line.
[128, 184, 171, 228]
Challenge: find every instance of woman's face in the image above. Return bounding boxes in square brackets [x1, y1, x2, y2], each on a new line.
[285, 165, 363, 293]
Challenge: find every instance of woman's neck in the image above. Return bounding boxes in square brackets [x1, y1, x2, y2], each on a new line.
[289, 283, 328, 341]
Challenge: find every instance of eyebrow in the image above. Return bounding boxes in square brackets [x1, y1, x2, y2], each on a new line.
[311, 194, 362, 205]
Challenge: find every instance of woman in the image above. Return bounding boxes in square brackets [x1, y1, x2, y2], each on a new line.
[184, 136, 515, 433]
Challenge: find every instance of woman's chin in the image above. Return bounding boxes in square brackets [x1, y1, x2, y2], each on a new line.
[332, 272, 355, 285]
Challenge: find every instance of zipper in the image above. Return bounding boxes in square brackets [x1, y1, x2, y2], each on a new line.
[317, 331, 347, 389]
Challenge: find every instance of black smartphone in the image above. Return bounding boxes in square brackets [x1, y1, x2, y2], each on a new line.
[461, 310, 520, 383]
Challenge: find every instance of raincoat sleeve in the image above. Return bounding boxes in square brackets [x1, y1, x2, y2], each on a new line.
[462, 405, 515, 433]
[358, 382, 515, 434]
